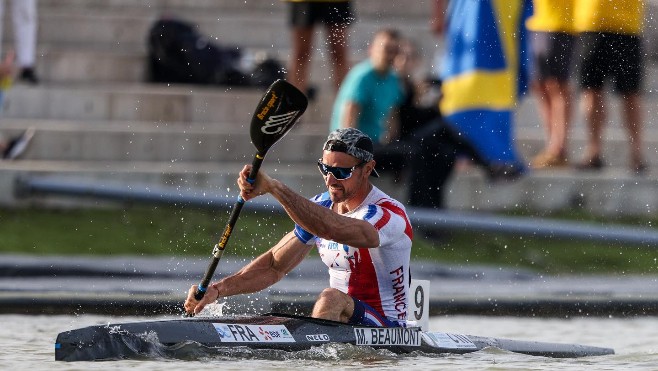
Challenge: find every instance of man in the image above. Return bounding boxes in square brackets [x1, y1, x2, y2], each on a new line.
[285, 0, 353, 97]
[574, 0, 646, 174]
[0, 50, 35, 160]
[330, 29, 404, 144]
[185, 128, 413, 327]
[0, 0, 38, 84]
[1, 127, 34, 160]
[526, 0, 576, 169]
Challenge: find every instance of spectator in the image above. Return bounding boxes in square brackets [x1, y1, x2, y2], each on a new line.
[395, 38, 440, 141]
[330, 28, 404, 145]
[1, 127, 35, 160]
[0, 50, 34, 160]
[373, 37, 515, 210]
[431, 0, 532, 177]
[285, 0, 353, 98]
[0, 0, 38, 84]
[526, 0, 576, 169]
[574, 0, 646, 175]
[370, 37, 441, 180]
[402, 69, 514, 209]
[407, 114, 496, 210]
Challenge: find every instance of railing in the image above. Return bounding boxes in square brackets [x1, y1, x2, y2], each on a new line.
[15, 176, 658, 246]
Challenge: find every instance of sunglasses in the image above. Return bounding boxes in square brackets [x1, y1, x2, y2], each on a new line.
[317, 159, 364, 180]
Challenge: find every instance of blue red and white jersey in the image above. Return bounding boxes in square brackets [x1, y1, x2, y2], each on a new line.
[294, 186, 413, 325]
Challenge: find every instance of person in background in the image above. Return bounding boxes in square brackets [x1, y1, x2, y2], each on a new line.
[370, 37, 440, 180]
[330, 28, 404, 145]
[574, 0, 646, 175]
[406, 109, 497, 211]
[394, 38, 441, 141]
[1, 127, 34, 160]
[431, 0, 532, 178]
[0, 0, 38, 84]
[185, 128, 413, 328]
[526, 0, 575, 169]
[0, 50, 34, 159]
[285, 0, 353, 98]
[402, 73, 512, 210]
[373, 36, 514, 211]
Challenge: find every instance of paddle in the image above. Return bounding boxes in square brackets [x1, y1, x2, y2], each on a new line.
[192, 79, 307, 304]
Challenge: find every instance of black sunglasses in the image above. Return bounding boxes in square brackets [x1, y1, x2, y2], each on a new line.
[317, 159, 364, 180]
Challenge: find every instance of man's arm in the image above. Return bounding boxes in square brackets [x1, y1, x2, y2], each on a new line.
[238, 165, 380, 249]
[269, 178, 379, 248]
[185, 231, 311, 314]
[214, 231, 311, 296]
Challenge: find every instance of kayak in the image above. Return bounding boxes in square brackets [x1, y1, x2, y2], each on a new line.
[54, 312, 614, 361]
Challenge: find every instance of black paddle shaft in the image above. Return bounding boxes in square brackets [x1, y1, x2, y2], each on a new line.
[191, 80, 307, 304]
[194, 153, 264, 301]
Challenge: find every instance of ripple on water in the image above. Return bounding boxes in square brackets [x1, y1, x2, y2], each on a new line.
[1, 314, 657, 370]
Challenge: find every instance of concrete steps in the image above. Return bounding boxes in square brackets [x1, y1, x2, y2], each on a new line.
[0, 0, 656, 218]
[0, 118, 322, 163]
[3, 159, 656, 218]
[13, 0, 657, 88]
[1, 117, 657, 169]
[4, 0, 653, 89]
[2, 83, 334, 126]
[4, 80, 658, 127]
[1, 80, 657, 166]
[0, 160, 328, 209]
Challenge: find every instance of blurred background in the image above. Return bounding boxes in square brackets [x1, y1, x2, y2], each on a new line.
[0, 0, 656, 215]
[0, 0, 654, 323]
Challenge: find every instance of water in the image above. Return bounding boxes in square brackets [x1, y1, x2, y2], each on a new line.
[2, 314, 657, 370]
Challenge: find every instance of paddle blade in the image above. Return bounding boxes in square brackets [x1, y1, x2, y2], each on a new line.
[250, 79, 307, 154]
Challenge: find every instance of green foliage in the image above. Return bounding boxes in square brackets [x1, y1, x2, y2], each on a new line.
[0, 206, 292, 257]
[412, 231, 658, 275]
[1, 207, 657, 275]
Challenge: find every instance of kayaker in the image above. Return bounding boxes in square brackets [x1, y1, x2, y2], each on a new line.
[184, 128, 413, 327]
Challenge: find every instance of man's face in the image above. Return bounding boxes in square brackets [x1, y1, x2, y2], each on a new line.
[320, 151, 367, 204]
[370, 33, 399, 72]
[394, 41, 418, 76]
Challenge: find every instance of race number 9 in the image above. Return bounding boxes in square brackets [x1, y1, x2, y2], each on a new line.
[414, 284, 424, 320]
[407, 279, 430, 331]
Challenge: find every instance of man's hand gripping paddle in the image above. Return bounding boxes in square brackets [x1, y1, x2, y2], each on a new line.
[190, 79, 307, 311]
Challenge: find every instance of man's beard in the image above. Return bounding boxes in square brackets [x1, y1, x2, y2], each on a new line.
[328, 184, 348, 203]
[327, 176, 362, 204]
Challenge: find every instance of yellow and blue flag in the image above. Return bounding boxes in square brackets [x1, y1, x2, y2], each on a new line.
[439, 0, 532, 165]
